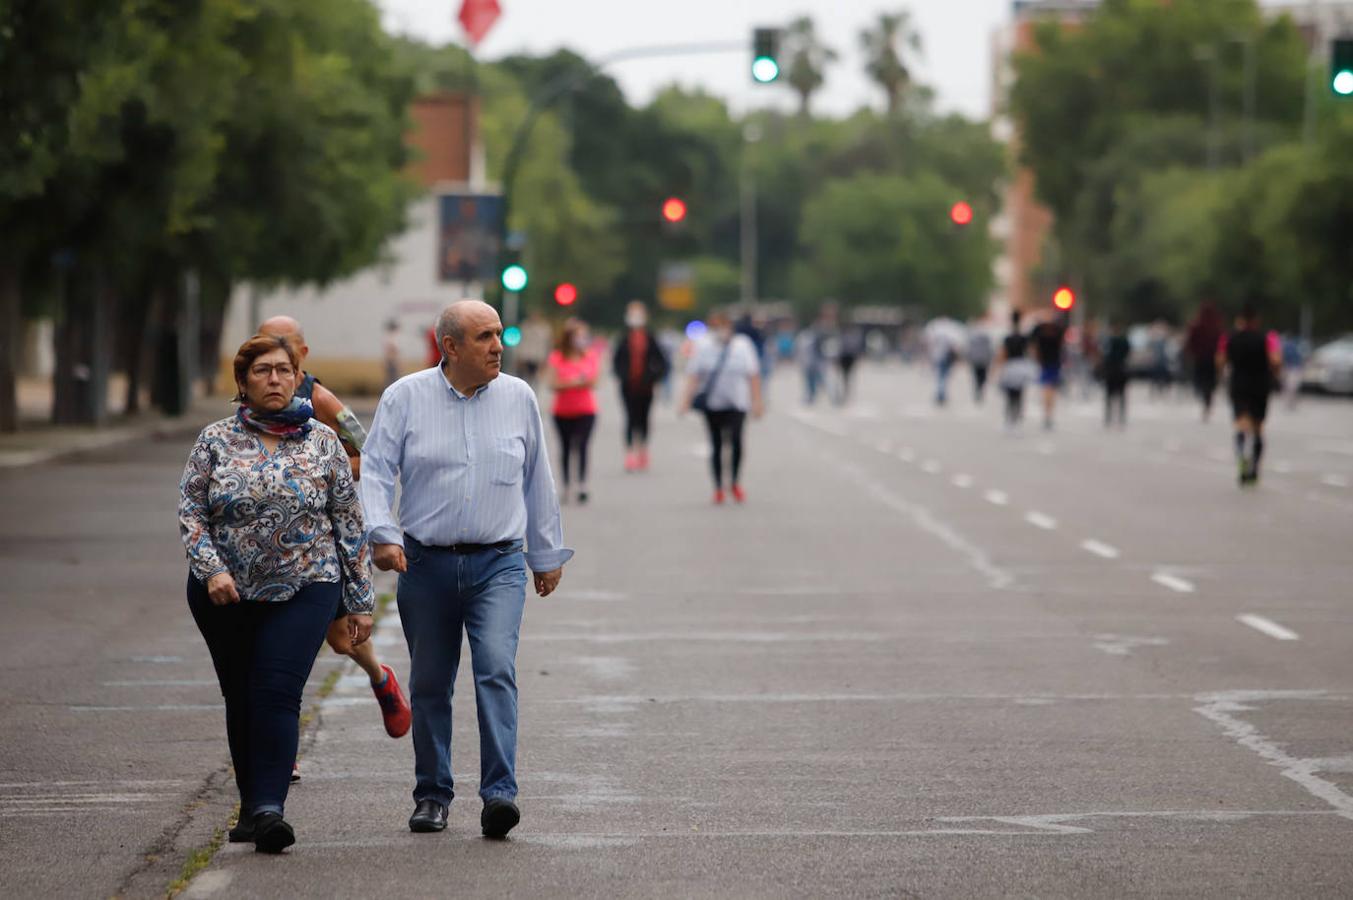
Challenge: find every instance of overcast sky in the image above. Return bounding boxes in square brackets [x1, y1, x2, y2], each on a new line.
[379, 0, 1016, 120]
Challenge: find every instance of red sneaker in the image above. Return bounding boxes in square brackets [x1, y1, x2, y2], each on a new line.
[713, 489, 726, 505]
[624, 451, 639, 472]
[731, 484, 746, 504]
[637, 449, 650, 471]
[373, 665, 411, 738]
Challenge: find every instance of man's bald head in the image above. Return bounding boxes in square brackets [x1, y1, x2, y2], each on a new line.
[258, 315, 308, 361]
[435, 300, 497, 348]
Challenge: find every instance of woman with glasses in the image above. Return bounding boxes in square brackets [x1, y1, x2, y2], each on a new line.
[178, 333, 375, 853]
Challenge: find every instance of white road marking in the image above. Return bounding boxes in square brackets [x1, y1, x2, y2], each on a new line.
[1151, 572, 1196, 594]
[1195, 690, 1353, 820]
[1092, 634, 1168, 656]
[1024, 511, 1058, 530]
[985, 489, 1009, 506]
[1237, 614, 1300, 641]
[827, 455, 1015, 590]
[898, 447, 916, 462]
[951, 474, 974, 489]
[921, 459, 942, 474]
[1322, 474, 1350, 488]
[1080, 539, 1121, 560]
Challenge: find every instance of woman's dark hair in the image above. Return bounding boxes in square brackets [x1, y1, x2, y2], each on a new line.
[232, 333, 301, 401]
[555, 318, 586, 356]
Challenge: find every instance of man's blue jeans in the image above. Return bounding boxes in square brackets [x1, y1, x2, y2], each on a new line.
[397, 537, 528, 808]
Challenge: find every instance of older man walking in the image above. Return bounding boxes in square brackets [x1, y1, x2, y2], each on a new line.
[359, 300, 572, 839]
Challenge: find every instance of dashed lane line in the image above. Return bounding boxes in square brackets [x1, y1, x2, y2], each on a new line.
[985, 489, 1009, 506]
[1024, 511, 1058, 531]
[1151, 572, 1196, 594]
[951, 474, 974, 489]
[921, 459, 942, 474]
[1080, 539, 1121, 560]
[1322, 474, 1349, 489]
[1237, 614, 1300, 641]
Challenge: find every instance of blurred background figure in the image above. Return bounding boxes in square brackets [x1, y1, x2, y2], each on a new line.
[1075, 319, 1101, 401]
[994, 310, 1035, 431]
[681, 310, 763, 505]
[1185, 301, 1224, 421]
[796, 321, 828, 406]
[382, 319, 400, 390]
[1146, 321, 1173, 399]
[924, 316, 967, 408]
[1220, 305, 1282, 486]
[1032, 310, 1068, 430]
[966, 319, 994, 404]
[1280, 333, 1307, 410]
[837, 316, 866, 405]
[1102, 319, 1131, 429]
[516, 311, 553, 389]
[613, 301, 669, 472]
[546, 318, 599, 504]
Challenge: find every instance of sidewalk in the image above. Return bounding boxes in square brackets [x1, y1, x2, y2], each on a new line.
[1, 385, 229, 468]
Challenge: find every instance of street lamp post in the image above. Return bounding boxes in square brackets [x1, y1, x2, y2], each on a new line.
[740, 123, 762, 307]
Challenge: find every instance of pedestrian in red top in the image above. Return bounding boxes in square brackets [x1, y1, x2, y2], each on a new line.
[611, 301, 669, 472]
[547, 318, 599, 504]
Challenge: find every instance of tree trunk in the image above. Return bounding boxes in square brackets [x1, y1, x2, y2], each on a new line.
[0, 263, 19, 433]
[51, 266, 112, 426]
[120, 283, 154, 416]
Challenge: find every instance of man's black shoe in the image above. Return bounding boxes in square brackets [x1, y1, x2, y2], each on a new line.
[228, 812, 255, 843]
[252, 812, 296, 854]
[481, 798, 520, 839]
[409, 799, 448, 833]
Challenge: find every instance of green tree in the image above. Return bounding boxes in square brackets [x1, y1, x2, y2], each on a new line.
[860, 11, 923, 116]
[794, 172, 996, 318]
[783, 17, 837, 117]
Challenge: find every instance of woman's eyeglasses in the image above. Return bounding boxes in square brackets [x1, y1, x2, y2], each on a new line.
[250, 364, 296, 379]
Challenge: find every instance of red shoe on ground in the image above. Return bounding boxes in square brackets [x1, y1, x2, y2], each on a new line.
[638, 449, 650, 471]
[373, 664, 411, 738]
[624, 451, 639, 472]
[713, 489, 726, 505]
[731, 484, 746, 504]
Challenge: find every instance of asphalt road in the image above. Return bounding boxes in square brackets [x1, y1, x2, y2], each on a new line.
[2, 365, 1351, 898]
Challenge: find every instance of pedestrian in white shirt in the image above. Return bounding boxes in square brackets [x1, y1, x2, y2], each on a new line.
[359, 300, 573, 839]
[680, 310, 764, 505]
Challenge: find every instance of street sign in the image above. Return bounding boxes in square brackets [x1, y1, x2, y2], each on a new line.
[458, 0, 501, 48]
[438, 192, 503, 283]
[658, 262, 695, 311]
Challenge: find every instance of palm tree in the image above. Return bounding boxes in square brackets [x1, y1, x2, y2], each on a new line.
[860, 11, 923, 116]
[784, 17, 838, 117]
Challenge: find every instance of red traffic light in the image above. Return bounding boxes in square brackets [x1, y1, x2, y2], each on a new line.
[950, 201, 974, 227]
[554, 283, 578, 306]
[1053, 286, 1075, 310]
[661, 197, 687, 223]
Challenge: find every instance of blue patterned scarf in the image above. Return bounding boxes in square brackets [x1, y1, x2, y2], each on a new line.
[237, 396, 315, 438]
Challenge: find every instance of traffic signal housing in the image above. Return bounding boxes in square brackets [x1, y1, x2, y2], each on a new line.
[752, 28, 781, 84]
[1333, 38, 1353, 97]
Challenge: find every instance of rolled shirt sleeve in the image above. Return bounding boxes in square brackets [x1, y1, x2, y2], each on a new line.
[325, 431, 375, 614]
[178, 431, 229, 583]
[358, 384, 407, 548]
[521, 389, 574, 573]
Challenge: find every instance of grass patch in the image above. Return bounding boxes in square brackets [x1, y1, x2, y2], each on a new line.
[165, 826, 225, 898]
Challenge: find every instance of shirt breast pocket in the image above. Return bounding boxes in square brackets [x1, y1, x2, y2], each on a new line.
[489, 437, 525, 486]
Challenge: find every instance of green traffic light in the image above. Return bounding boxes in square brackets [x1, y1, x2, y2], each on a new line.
[752, 56, 780, 83]
[1335, 70, 1353, 97]
[503, 326, 522, 348]
[501, 264, 527, 292]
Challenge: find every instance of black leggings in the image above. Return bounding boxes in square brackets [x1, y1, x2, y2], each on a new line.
[703, 409, 746, 488]
[187, 577, 338, 816]
[622, 391, 654, 448]
[553, 414, 595, 486]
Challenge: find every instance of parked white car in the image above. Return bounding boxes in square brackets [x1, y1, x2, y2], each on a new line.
[1300, 335, 1353, 395]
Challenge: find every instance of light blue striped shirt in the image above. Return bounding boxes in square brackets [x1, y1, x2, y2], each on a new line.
[358, 366, 573, 573]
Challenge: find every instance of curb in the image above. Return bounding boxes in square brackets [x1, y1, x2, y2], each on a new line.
[0, 410, 220, 469]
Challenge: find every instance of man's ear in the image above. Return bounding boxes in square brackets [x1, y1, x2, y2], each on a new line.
[441, 336, 456, 361]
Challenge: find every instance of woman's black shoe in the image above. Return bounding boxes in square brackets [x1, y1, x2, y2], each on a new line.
[228, 812, 255, 843]
[252, 812, 296, 854]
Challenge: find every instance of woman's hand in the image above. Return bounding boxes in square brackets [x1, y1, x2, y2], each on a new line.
[347, 614, 374, 647]
[206, 572, 240, 606]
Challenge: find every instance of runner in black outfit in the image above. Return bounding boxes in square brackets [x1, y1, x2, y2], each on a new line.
[1218, 305, 1281, 486]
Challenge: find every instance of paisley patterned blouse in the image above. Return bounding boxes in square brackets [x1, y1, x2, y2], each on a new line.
[178, 416, 375, 614]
